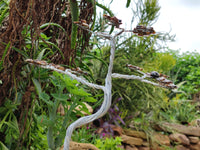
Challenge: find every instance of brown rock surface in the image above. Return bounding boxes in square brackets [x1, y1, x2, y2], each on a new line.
[126, 145, 139, 150]
[142, 141, 149, 147]
[60, 141, 99, 150]
[153, 133, 170, 146]
[160, 122, 200, 136]
[175, 145, 190, 150]
[188, 136, 199, 144]
[169, 133, 190, 146]
[123, 129, 147, 139]
[150, 145, 166, 150]
[113, 126, 123, 136]
[121, 134, 143, 146]
[138, 146, 150, 150]
[189, 141, 200, 150]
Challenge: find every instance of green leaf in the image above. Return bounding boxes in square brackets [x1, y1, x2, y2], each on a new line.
[70, 0, 79, 49]
[39, 92, 50, 101]
[40, 23, 67, 35]
[79, 103, 91, 115]
[64, 76, 78, 88]
[0, 7, 9, 25]
[32, 78, 42, 95]
[85, 53, 108, 67]
[50, 77, 62, 87]
[37, 115, 53, 126]
[84, 97, 97, 102]
[69, 88, 90, 96]
[0, 141, 9, 150]
[0, 110, 11, 129]
[4, 115, 20, 135]
[126, 0, 131, 8]
[51, 93, 69, 101]
[36, 49, 47, 60]
[43, 41, 64, 60]
[39, 92, 53, 106]
[0, 42, 10, 72]
[40, 33, 51, 40]
[12, 46, 29, 58]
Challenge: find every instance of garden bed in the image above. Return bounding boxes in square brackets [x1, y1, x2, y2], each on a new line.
[63, 120, 200, 150]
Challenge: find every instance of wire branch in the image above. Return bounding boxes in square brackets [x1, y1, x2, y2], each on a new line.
[25, 60, 105, 91]
[112, 73, 166, 88]
[63, 25, 116, 150]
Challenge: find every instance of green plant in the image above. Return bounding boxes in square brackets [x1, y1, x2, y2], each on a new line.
[95, 137, 123, 150]
[0, 0, 9, 25]
[176, 102, 198, 124]
[170, 50, 200, 99]
[71, 125, 99, 144]
[33, 71, 97, 149]
[0, 100, 19, 150]
[132, 0, 160, 26]
[0, 42, 10, 71]
[160, 101, 198, 124]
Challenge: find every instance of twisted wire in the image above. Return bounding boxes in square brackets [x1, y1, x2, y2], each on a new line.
[63, 35, 116, 150]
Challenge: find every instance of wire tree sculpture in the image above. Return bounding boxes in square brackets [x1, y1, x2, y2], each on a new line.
[26, 14, 177, 150]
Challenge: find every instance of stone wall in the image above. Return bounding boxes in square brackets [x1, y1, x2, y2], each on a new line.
[60, 122, 200, 150]
[120, 122, 200, 150]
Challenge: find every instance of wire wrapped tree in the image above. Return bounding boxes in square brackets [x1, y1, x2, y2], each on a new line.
[26, 14, 176, 150]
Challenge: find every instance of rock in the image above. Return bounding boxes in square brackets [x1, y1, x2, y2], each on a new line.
[169, 133, 190, 146]
[150, 142, 172, 150]
[155, 147, 166, 150]
[150, 144, 166, 150]
[175, 145, 190, 150]
[123, 129, 147, 139]
[153, 133, 170, 146]
[188, 136, 199, 144]
[138, 147, 149, 150]
[60, 141, 99, 150]
[142, 141, 149, 147]
[159, 122, 200, 136]
[126, 145, 139, 150]
[121, 134, 143, 146]
[189, 141, 200, 150]
[112, 126, 123, 136]
[189, 119, 200, 127]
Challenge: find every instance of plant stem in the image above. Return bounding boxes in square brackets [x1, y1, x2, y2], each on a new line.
[47, 100, 58, 149]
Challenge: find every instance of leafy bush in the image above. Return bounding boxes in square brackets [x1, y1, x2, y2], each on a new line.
[95, 137, 122, 150]
[71, 125, 99, 144]
[170, 51, 200, 99]
[160, 101, 199, 124]
[89, 42, 176, 126]
[0, 100, 19, 150]
[32, 71, 97, 149]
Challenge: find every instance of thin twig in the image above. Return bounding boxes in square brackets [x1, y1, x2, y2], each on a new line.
[111, 73, 166, 88]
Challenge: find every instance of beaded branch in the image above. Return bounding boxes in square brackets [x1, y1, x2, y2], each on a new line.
[25, 14, 176, 150]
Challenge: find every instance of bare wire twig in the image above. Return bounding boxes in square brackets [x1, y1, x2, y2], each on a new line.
[111, 73, 166, 88]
